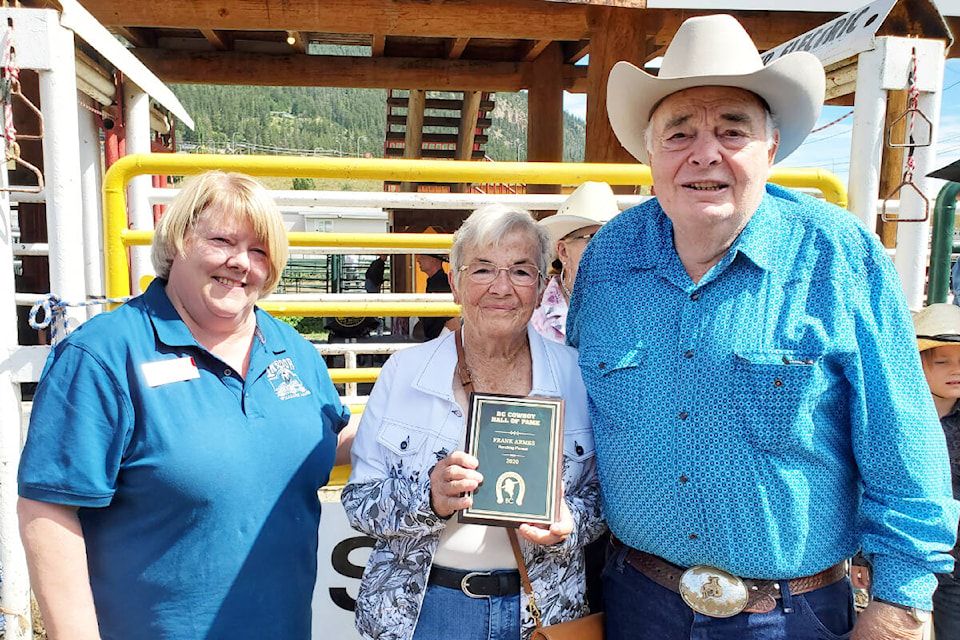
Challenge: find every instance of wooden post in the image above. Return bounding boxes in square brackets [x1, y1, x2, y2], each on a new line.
[454, 90, 482, 193]
[527, 42, 563, 195]
[456, 90, 482, 161]
[584, 6, 647, 168]
[401, 89, 426, 192]
[877, 89, 907, 247]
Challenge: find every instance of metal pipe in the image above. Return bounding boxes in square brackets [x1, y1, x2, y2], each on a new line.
[259, 299, 460, 318]
[13, 243, 48, 256]
[78, 99, 105, 308]
[103, 155, 849, 301]
[75, 50, 115, 104]
[927, 182, 960, 305]
[123, 81, 153, 294]
[144, 186, 651, 211]
[121, 229, 454, 250]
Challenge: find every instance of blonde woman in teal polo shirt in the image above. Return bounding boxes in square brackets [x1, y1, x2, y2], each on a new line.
[18, 171, 350, 640]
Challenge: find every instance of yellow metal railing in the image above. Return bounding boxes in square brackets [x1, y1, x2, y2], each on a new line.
[102, 154, 848, 305]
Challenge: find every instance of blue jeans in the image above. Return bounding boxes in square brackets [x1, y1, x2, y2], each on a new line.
[934, 569, 960, 640]
[413, 581, 521, 640]
[603, 546, 856, 640]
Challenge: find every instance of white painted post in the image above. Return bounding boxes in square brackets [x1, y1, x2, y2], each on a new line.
[848, 45, 887, 231]
[123, 80, 153, 294]
[0, 10, 60, 639]
[0, 110, 29, 640]
[38, 12, 86, 329]
[890, 37, 945, 309]
[77, 100, 104, 311]
[848, 36, 946, 309]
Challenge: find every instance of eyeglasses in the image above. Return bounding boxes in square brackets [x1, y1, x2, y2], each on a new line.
[564, 232, 596, 242]
[459, 261, 542, 287]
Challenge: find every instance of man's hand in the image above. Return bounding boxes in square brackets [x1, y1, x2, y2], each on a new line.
[851, 601, 926, 640]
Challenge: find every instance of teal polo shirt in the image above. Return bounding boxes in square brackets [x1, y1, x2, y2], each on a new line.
[19, 279, 349, 640]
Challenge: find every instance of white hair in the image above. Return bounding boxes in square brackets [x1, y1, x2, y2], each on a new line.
[450, 204, 552, 292]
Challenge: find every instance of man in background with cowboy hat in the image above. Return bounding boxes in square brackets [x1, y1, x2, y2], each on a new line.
[415, 253, 456, 340]
[567, 13, 958, 640]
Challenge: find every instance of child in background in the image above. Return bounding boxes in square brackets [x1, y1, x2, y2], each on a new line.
[915, 303, 960, 640]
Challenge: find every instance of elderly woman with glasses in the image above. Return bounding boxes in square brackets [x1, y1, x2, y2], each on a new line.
[343, 205, 604, 640]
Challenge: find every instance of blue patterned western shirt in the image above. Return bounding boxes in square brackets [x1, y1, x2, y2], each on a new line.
[567, 183, 960, 610]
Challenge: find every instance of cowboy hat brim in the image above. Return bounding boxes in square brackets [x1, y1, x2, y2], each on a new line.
[607, 53, 825, 166]
[928, 159, 960, 183]
[917, 336, 960, 352]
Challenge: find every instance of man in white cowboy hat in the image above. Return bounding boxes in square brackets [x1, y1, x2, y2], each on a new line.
[566, 13, 958, 640]
[532, 181, 620, 344]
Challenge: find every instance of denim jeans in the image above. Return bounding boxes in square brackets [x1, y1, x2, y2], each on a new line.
[934, 569, 960, 640]
[603, 545, 856, 640]
[412, 580, 521, 640]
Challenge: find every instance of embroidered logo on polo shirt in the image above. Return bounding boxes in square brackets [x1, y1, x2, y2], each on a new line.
[266, 357, 312, 400]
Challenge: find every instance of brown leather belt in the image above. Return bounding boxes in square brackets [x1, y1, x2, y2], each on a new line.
[611, 537, 848, 615]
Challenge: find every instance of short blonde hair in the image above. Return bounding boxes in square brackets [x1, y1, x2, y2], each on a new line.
[152, 171, 289, 297]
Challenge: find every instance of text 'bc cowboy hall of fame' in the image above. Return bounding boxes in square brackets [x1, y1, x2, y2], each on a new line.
[460, 393, 565, 527]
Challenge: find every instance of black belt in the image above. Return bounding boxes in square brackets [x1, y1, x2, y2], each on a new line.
[428, 566, 521, 598]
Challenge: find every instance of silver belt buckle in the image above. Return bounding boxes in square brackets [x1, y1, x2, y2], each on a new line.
[460, 571, 492, 599]
[679, 565, 749, 618]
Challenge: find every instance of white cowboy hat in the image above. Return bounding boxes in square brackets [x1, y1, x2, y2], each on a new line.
[914, 303, 960, 352]
[606, 14, 825, 165]
[539, 181, 620, 245]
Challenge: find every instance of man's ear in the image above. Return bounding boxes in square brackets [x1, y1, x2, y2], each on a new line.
[768, 129, 780, 166]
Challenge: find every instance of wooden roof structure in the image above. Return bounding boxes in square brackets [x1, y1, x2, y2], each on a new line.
[68, 0, 957, 167]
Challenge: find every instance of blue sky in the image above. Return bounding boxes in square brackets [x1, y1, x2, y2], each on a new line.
[561, 57, 960, 194]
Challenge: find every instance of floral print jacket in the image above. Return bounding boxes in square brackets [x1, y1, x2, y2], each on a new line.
[342, 327, 605, 640]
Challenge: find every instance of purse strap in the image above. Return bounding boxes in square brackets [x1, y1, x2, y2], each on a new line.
[508, 528, 543, 628]
[454, 328, 475, 392]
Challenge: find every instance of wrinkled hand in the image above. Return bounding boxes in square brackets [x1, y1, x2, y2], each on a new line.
[429, 451, 483, 518]
[518, 499, 573, 546]
[851, 602, 925, 640]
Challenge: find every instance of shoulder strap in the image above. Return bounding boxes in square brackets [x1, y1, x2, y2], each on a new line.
[454, 328, 474, 391]
[507, 528, 542, 628]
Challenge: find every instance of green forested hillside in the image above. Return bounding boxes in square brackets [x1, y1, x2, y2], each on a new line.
[170, 85, 586, 162]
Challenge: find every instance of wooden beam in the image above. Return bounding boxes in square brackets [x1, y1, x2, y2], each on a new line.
[112, 26, 156, 48]
[446, 37, 470, 60]
[371, 34, 386, 57]
[402, 89, 426, 192]
[584, 6, 646, 165]
[877, 89, 908, 244]
[134, 49, 587, 92]
[81, 0, 591, 41]
[528, 43, 564, 194]
[563, 39, 590, 64]
[200, 29, 231, 51]
[522, 39, 552, 62]
[387, 96, 495, 111]
[457, 91, 483, 161]
[547, 0, 647, 5]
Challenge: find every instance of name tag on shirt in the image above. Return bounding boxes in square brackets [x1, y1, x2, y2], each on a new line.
[141, 356, 200, 387]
